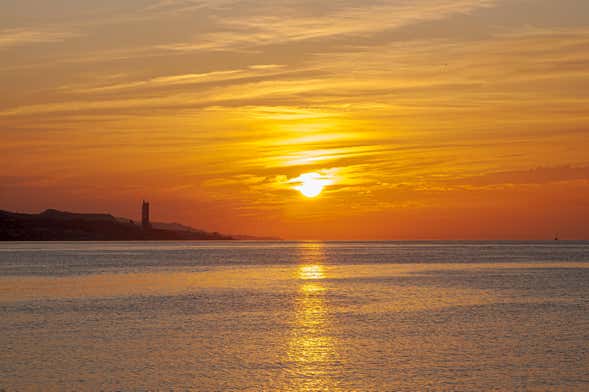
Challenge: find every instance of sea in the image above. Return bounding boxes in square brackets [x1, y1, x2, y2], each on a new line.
[1, 241, 588, 391]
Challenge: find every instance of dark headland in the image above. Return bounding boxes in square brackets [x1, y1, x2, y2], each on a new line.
[0, 205, 278, 241]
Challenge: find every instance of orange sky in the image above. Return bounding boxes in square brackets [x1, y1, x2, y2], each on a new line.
[1, 0, 589, 239]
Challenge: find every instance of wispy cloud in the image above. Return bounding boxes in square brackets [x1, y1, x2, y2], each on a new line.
[142, 0, 235, 15]
[453, 165, 589, 187]
[160, 0, 497, 51]
[0, 28, 79, 49]
[70, 69, 246, 93]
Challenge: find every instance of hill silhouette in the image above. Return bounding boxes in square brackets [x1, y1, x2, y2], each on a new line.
[0, 209, 235, 241]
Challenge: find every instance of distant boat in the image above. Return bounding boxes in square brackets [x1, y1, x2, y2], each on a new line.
[554, 233, 559, 241]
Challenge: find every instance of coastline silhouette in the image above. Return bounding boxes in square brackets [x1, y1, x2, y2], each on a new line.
[0, 201, 277, 241]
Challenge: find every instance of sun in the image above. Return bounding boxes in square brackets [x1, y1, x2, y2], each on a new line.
[292, 172, 332, 198]
[299, 179, 324, 198]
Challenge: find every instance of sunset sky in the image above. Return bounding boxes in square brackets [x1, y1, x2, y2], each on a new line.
[1, 0, 588, 239]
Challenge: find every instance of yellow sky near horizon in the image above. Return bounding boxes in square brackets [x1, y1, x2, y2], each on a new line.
[1, 0, 589, 239]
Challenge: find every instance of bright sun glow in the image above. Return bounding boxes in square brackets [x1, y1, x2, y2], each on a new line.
[292, 172, 333, 198]
[299, 180, 324, 198]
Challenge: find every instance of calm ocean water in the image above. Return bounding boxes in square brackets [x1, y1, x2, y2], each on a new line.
[1, 241, 588, 391]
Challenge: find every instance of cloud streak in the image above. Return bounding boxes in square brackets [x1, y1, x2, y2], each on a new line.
[0, 28, 79, 49]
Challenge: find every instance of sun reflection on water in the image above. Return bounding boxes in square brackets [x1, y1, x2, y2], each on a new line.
[285, 243, 340, 391]
[298, 264, 325, 281]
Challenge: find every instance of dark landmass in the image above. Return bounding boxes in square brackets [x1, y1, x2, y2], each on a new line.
[230, 234, 282, 240]
[149, 221, 281, 241]
[0, 209, 242, 241]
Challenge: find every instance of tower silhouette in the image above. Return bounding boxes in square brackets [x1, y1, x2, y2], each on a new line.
[141, 200, 151, 230]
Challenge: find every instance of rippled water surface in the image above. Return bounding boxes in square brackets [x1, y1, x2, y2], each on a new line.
[1, 241, 589, 391]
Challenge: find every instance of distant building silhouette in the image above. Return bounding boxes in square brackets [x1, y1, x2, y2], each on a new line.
[141, 200, 151, 230]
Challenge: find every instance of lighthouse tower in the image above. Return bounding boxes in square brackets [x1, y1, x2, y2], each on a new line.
[141, 200, 151, 230]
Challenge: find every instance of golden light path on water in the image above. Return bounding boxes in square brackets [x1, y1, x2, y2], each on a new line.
[285, 243, 339, 391]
